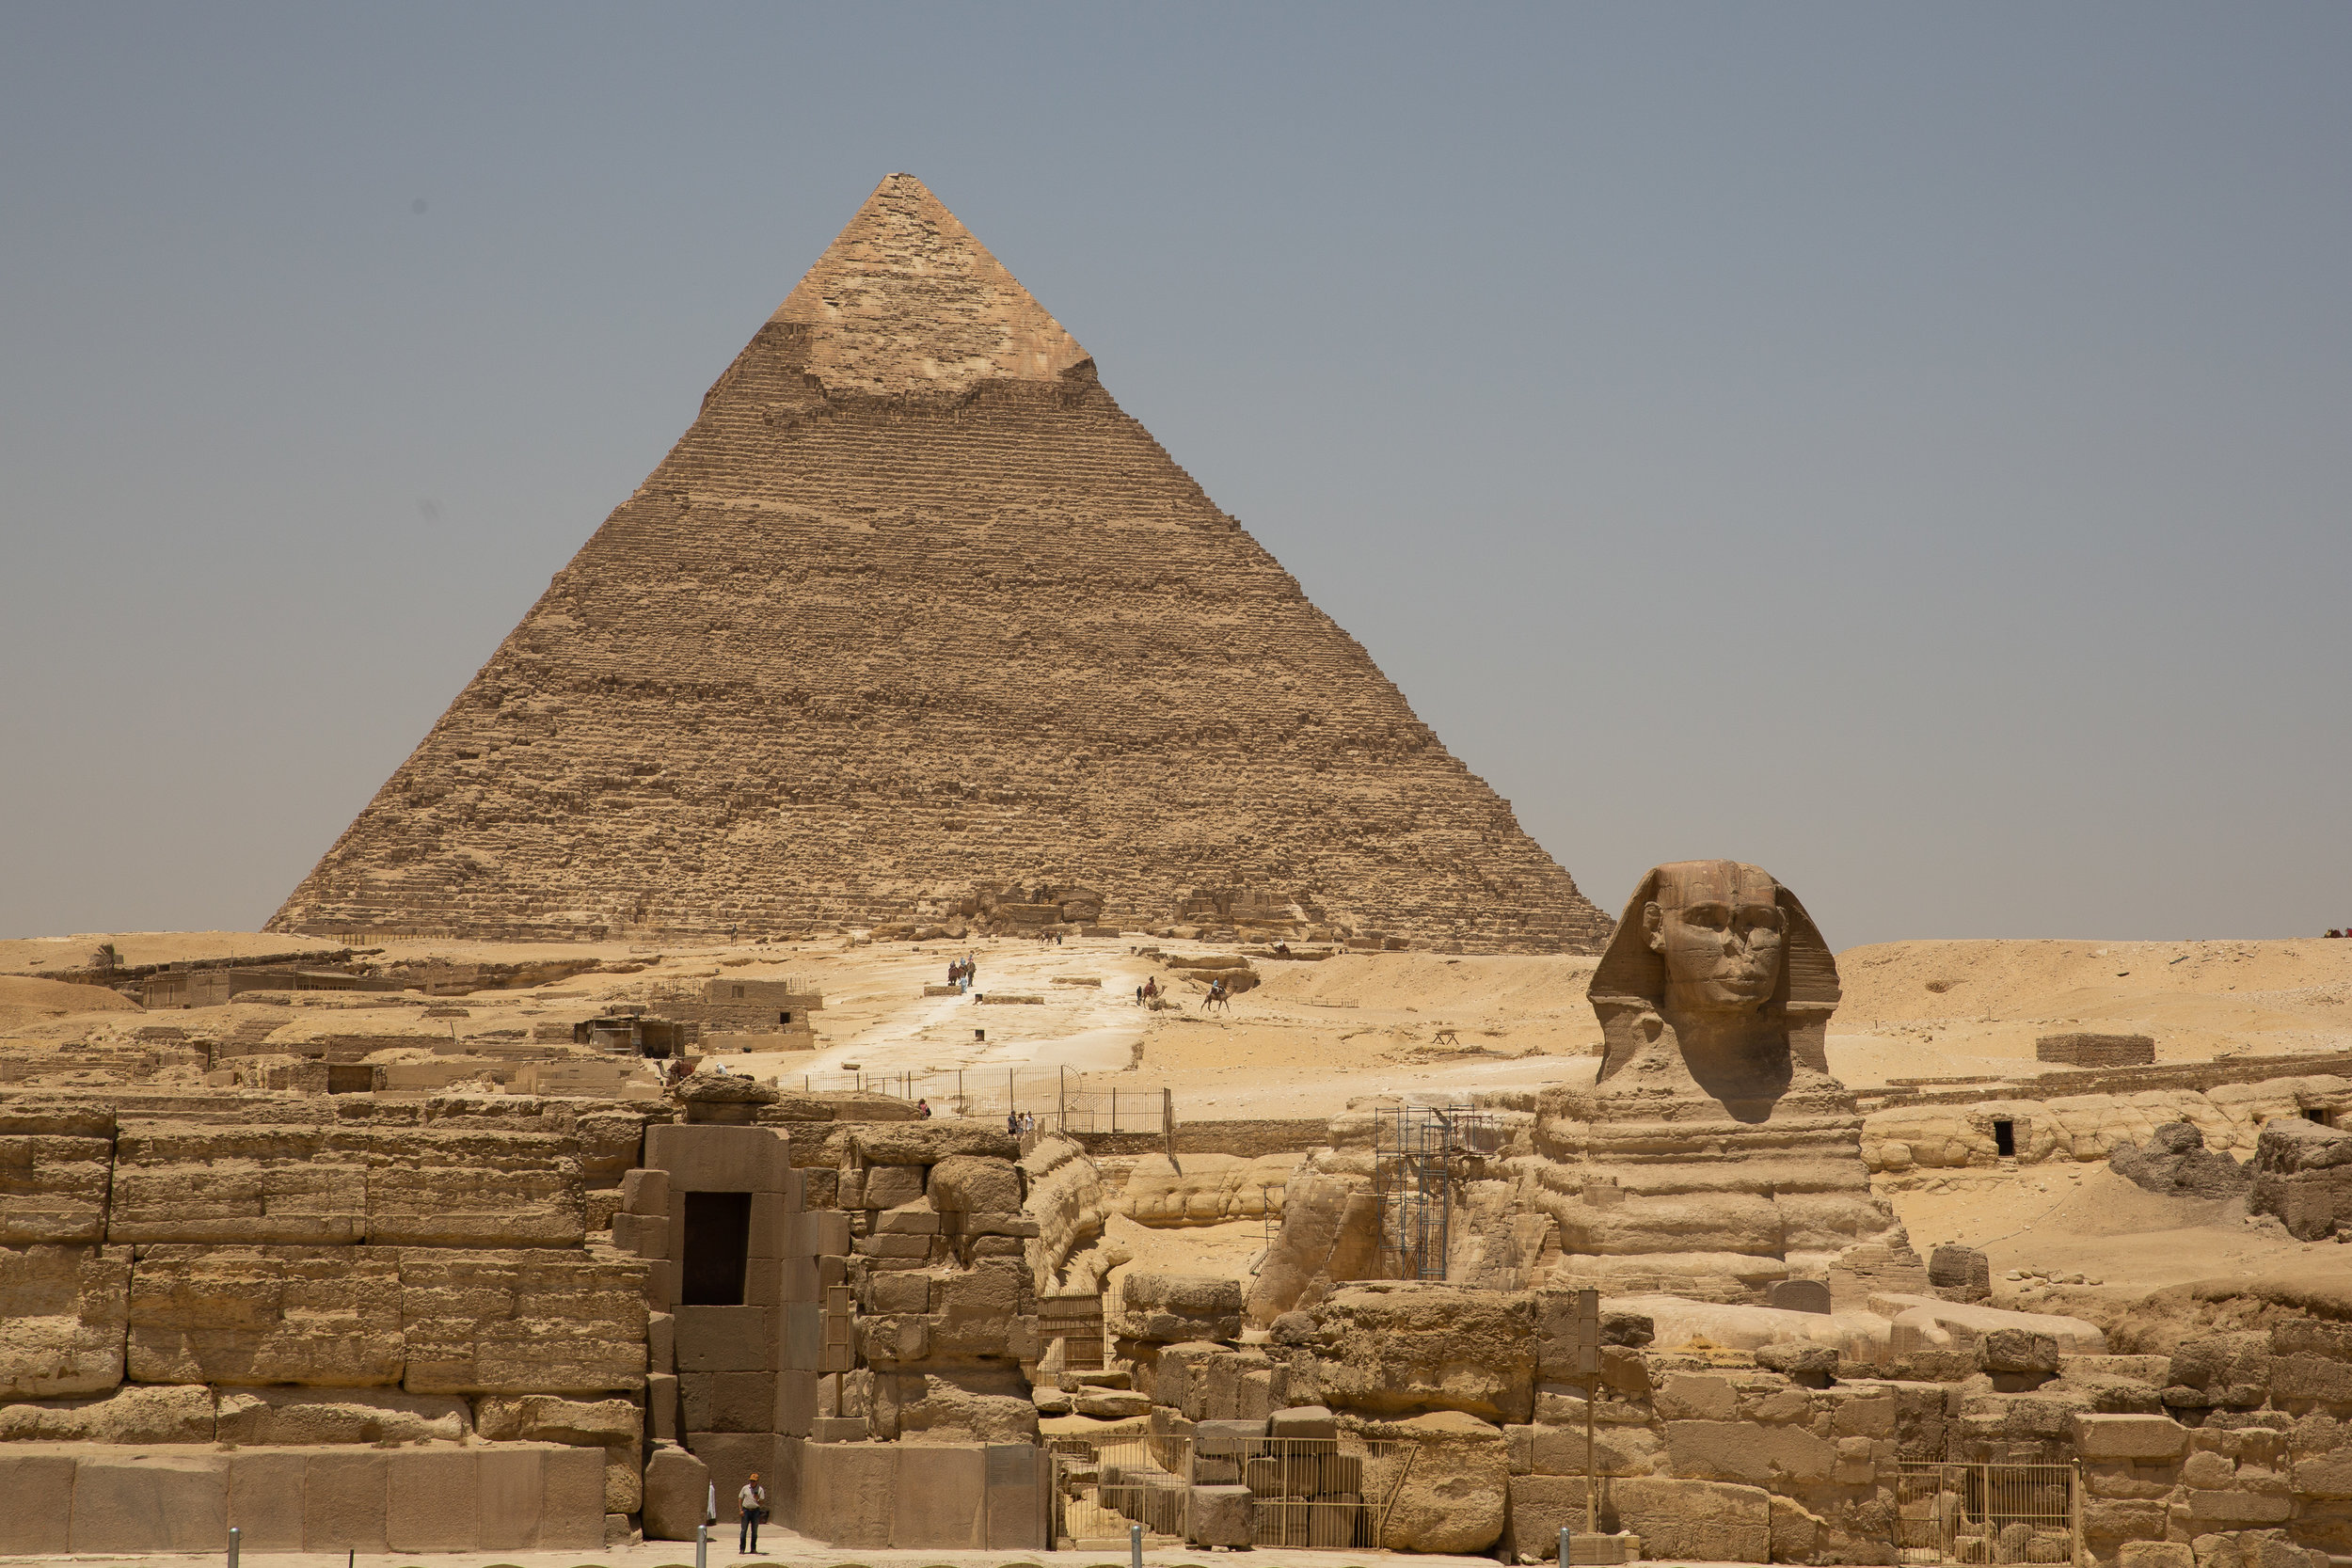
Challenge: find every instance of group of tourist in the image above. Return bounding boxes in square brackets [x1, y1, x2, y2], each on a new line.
[946, 954, 977, 992]
[2328, 928, 2349, 939]
[1004, 1109, 1041, 1136]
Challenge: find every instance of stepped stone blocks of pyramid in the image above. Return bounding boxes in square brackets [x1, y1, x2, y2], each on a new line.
[270, 174, 1611, 953]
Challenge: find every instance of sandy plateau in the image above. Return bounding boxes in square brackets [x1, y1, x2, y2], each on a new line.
[12, 927, 2352, 1302]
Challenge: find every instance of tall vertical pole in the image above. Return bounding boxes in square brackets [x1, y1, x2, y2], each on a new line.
[1059, 1065, 1066, 1132]
[227, 1527, 240, 1568]
[1578, 1286, 1600, 1536]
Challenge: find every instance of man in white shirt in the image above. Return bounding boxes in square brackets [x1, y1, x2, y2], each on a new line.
[739, 1472, 769, 1553]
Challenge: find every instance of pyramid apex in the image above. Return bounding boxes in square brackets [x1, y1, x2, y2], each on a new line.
[771, 174, 1089, 395]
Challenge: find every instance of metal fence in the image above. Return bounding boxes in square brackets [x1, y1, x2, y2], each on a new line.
[1896, 1463, 2081, 1566]
[1048, 1431, 1412, 1552]
[775, 1067, 1175, 1134]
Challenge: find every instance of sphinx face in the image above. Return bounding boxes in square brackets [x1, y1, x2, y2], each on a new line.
[1644, 860, 1785, 1011]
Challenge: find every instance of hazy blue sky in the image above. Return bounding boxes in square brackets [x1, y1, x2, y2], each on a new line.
[4, 4, 2347, 950]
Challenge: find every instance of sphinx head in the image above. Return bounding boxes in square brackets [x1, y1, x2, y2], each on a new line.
[1643, 860, 1786, 1014]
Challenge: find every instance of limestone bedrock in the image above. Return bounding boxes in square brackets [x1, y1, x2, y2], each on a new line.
[1533, 861, 1911, 1299]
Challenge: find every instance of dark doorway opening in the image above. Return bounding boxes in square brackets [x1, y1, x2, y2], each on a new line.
[2309, 1108, 2332, 1125]
[1993, 1119, 2016, 1158]
[780, 1010, 794, 1024]
[680, 1191, 752, 1306]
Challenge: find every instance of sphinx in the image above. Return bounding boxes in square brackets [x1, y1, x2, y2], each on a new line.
[1530, 861, 1915, 1303]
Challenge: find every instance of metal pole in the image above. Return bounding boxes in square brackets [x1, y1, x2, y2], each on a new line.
[1559, 1524, 1571, 1568]
[696, 1521, 709, 1568]
[227, 1526, 239, 1568]
[1132, 1521, 1144, 1568]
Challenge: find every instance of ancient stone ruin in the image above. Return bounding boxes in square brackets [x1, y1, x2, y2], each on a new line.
[266, 173, 1610, 956]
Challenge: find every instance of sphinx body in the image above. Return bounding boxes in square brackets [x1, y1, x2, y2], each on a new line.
[1530, 861, 1915, 1303]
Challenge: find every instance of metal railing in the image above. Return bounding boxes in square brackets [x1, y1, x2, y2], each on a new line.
[1895, 1462, 2081, 1565]
[777, 1067, 1176, 1135]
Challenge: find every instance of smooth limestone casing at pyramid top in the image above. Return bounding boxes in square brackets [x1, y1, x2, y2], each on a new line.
[270, 175, 1610, 951]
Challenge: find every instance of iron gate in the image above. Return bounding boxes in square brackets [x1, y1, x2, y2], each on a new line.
[1896, 1462, 2081, 1566]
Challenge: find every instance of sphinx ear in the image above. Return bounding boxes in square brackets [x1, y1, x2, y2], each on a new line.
[1643, 901, 1666, 954]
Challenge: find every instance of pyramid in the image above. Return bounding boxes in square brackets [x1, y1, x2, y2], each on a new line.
[270, 175, 1612, 952]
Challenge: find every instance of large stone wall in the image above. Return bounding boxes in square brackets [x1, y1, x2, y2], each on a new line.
[0, 1089, 653, 1547]
[266, 174, 1610, 956]
[1862, 1074, 2352, 1173]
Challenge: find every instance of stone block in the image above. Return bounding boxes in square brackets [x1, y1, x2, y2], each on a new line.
[681, 1370, 774, 1432]
[777, 1368, 817, 1436]
[364, 1140, 586, 1247]
[400, 1247, 645, 1394]
[1509, 1475, 1612, 1563]
[649, 1307, 675, 1370]
[1654, 1370, 1739, 1420]
[932, 1261, 1025, 1357]
[1612, 1476, 1770, 1562]
[868, 1269, 931, 1314]
[1197, 1417, 1270, 1455]
[0, 1451, 76, 1554]
[0, 1111, 113, 1244]
[1665, 1419, 1836, 1485]
[930, 1154, 1023, 1212]
[2120, 1544, 2199, 1568]
[476, 1445, 543, 1549]
[800, 1208, 852, 1256]
[675, 1304, 776, 1371]
[1768, 1278, 1834, 1313]
[811, 1415, 869, 1442]
[2296, 1452, 2352, 1499]
[2187, 1490, 2293, 1524]
[611, 1211, 666, 1259]
[128, 1243, 403, 1386]
[1367, 1409, 1508, 1554]
[386, 1448, 478, 1550]
[1312, 1283, 1534, 1423]
[541, 1443, 608, 1548]
[623, 1165, 671, 1214]
[895, 1442, 988, 1547]
[642, 1443, 710, 1542]
[875, 1200, 941, 1235]
[794, 1436, 895, 1546]
[68, 1451, 229, 1553]
[647, 1123, 787, 1193]
[984, 1441, 1049, 1549]
[1982, 1327, 2063, 1374]
[303, 1449, 389, 1551]
[2084, 1497, 2169, 1541]
[227, 1449, 307, 1548]
[1120, 1271, 1246, 1343]
[646, 1370, 680, 1441]
[862, 1164, 927, 1209]
[0, 1243, 128, 1396]
[1191, 1482, 1257, 1547]
[1272, 1402, 1339, 1439]
[1507, 1422, 1659, 1477]
[2075, 1414, 2193, 1461]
